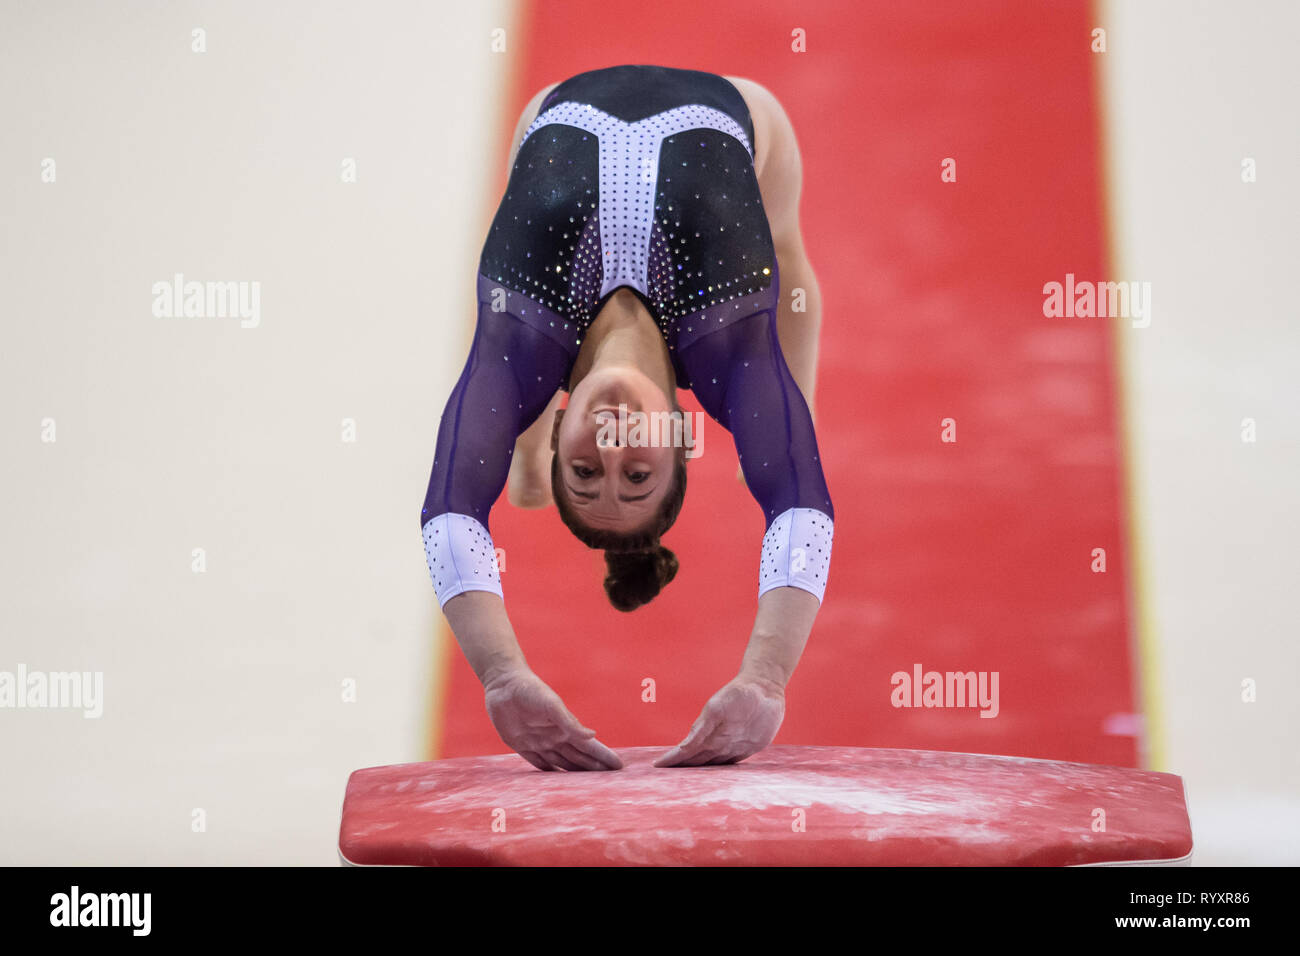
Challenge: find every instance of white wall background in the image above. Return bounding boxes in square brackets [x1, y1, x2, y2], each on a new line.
[0, 0, 512, 864]
[1100, 0, 1300, 864]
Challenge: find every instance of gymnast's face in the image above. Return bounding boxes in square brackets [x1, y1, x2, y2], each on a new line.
[552, 365, 678, 532]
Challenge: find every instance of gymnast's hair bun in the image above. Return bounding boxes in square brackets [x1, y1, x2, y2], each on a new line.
[603, 545, 679, 612]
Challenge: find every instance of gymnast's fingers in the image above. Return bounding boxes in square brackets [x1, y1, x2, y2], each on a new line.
[679, 750, 720, 767]
[572, 734, 623, 770]
[518, 751, 553, 772]
[558, 706, 601, 740]
[654, 722, 716, 767]
[543, 750, 583, 772]
[707, 751, 745, 766]
[675, 709, 718, 753]
[557, 743, 608, 771]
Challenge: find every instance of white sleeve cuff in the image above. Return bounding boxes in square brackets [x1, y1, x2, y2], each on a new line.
[758, 507, 833, 604]
[422, 513, 503, 609]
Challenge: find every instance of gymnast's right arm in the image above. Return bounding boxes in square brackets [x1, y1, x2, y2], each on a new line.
[419, 300, 622, 771]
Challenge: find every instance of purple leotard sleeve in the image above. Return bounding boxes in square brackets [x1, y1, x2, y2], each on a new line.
[419, 289, 571, 608]
[677, 304, 835, 603]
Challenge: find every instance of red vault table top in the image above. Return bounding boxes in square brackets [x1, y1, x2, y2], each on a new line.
[338, 745, 1193, 866]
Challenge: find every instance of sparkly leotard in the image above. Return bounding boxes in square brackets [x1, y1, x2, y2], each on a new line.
[421, 64, 833, 607]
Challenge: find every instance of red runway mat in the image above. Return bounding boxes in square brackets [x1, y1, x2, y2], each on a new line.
[341, 747, 1189, 866]
[435, 0, 1138, 768]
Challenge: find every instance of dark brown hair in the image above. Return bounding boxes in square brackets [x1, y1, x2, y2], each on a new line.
[551, 441, 687, 612]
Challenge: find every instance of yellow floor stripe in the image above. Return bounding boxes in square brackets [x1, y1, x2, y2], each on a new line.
[1095, 0, 1165, 771]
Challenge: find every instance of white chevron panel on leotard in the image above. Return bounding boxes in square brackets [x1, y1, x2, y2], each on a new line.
[520, 102, 754, 301]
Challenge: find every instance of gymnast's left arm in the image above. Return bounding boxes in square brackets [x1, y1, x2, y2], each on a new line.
[655, 311, 834, 767]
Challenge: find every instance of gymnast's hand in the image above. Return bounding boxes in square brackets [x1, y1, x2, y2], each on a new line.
[654, 674, 786, 767]
[483, 667, 624, 772]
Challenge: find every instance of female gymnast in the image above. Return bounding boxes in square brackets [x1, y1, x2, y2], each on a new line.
[420, 65, 832, 772]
